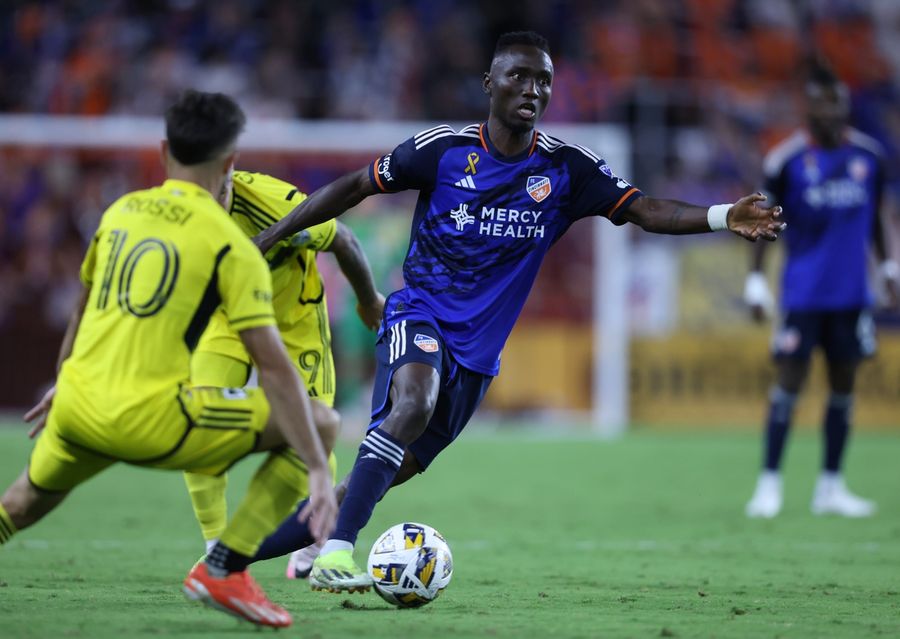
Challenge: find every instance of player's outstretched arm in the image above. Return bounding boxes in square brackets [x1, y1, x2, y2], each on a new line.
[24, 284, 90, 437]
[621, 193, 785, 241]
[873, 201, 900, 308]
[239, 325, 338, 542]
[327, 221, 385, 331]
[254, 168, 376, 254]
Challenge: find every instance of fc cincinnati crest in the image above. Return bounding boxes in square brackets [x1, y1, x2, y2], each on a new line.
[414, 334, 439, 353]
[526, 176, 551, 203]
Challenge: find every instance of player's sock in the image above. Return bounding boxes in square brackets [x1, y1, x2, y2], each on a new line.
[279, 450, 337, 502]
[320, 539, 353, 554]
[253, 498, 314, 561]
[331, 427, 404, 544]
[251, 450, 338, 562]
[206, 541, 251, 576]
[0, 504, 17, 544]
[763, 386, 797, 471]
[823, 393, 852, 472]
[218, 449, 306, 562]
[183, 471, 229, 544]
[254, 428, 403, 560]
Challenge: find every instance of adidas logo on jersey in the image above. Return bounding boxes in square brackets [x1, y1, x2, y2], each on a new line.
[454, 175, 476, 189]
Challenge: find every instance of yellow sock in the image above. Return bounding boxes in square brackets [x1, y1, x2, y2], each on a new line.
[183, 472, 228, 542]
[291, 451, 338, 501]
[0, 503, 17, 545]
[219, 449, 308, 557]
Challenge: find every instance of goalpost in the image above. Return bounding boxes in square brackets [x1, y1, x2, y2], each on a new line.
[0, 115, 632, 435]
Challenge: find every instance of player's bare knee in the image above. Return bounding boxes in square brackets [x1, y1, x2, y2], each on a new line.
[390, 393, 436, 438]
[395, 377, 439, 422]
[776, 359, 809, 394]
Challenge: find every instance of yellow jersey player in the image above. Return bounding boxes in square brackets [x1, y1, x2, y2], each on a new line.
[0, 91, 337, 628]
[183, 168, 384, 575]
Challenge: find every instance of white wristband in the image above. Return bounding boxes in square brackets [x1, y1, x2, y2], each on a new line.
[881, 260, 900, 281]
[707, 204, 732, 231]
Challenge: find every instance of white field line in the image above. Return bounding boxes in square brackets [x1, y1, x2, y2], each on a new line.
[5, 538, 885, 554]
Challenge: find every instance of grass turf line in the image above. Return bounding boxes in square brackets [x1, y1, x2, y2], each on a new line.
[0, 424, 898, 638]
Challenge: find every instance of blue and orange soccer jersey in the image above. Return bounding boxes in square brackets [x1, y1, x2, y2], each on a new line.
[763, 128, 885, 311]
[368, 123, 643, 376]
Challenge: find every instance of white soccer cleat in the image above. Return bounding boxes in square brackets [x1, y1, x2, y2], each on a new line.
[811, 474, 876, 518]
[745, 471, 783, 519]
[285, 543, 321, 580]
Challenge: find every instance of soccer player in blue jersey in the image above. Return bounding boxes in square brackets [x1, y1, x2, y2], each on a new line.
[250, 31, 786, 590]
[744, 63, 898, 519]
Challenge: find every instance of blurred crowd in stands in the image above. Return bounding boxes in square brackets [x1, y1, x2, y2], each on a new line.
[2, 0, 900, 404]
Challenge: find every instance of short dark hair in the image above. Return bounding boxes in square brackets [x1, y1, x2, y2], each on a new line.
[165, 90, 246, 166]
[806, 56, 841, 89]
[493, 31, 550, 57]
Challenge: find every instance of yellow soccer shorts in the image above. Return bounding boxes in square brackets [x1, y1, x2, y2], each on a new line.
[190, 350, 252, 388]
[282, 308, 336, 408]
[193, 314, 336, 408]
[28, 382, 270, 492]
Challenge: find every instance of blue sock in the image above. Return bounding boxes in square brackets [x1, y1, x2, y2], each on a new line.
[331, 427, 404, 545]
[251, 427, 405, 562]
[251, 497, 314, 562]
[763, 386, 797, 471]
[823, 394, 852, 473]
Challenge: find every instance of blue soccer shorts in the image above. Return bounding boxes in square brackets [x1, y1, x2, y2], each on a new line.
[368, 319, 492, 470]
[772, 308, 876, 362]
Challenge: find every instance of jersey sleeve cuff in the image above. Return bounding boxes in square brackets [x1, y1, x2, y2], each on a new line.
[229, 313, 277, 332]
[607, 188, 642, 225]
[369, 157, 391, 193]
[318, 221, 338, 251]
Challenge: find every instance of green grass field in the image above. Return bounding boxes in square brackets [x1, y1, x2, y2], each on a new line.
[1, 422, 898, 639]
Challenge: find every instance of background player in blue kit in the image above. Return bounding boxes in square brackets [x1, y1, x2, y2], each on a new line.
[744, 63, 899, 519]
[250, 31, 787, 591]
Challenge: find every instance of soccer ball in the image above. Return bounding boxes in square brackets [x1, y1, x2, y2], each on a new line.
[367, 522, 453, 608]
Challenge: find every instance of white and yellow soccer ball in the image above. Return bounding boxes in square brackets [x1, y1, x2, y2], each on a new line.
[366, 522, 453, 608]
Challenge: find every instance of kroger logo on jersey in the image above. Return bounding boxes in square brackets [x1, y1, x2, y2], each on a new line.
[377, 154, 395, 183]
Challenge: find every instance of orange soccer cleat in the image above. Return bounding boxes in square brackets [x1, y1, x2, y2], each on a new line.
[183, 562, 292, 628]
